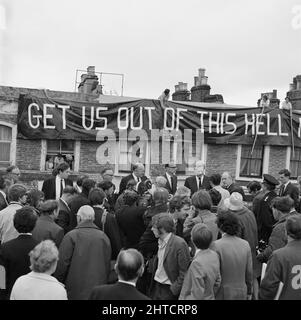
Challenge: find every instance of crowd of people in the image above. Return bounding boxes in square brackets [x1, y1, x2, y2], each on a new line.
[0, 161, 301, 300]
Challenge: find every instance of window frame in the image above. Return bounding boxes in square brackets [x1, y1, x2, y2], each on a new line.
[236, 144, 270, 182]
[0, 122, 17, 168]
[40, 139, 80, 172]
[287, 146, 301, 180]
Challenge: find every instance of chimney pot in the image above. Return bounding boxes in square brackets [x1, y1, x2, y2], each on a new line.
[200, 76, 208, 85]
[198, 68, 206, 78]
[194, 76, 199, 86]
[296, 75, 301, 90]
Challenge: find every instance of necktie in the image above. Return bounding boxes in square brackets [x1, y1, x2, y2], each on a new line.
[279, 185, 284, 196]
[199, 175, 203, 189]
[60, 179, 64, 197]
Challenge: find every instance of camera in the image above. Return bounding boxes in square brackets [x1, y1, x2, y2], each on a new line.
[256, 239, 267, 254]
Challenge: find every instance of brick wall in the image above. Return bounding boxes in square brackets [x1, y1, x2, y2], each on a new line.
[16, 139, 41, 170]
[80, 141, 115, 173]
[0, 113, 17, 124]
[269, 146, 287, 176]
[206, 144, 237, 176]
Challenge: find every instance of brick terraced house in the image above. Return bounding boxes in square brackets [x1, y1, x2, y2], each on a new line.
[1, 67, 301, 194]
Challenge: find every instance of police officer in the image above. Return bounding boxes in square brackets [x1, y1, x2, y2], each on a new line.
[255, 174, 279, 244]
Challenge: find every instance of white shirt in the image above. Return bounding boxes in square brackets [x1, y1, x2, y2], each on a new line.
[0, 190, 8, 205]
[132, 173, 140, 183]
[59, 198, 70, 211]
[260, 99, 270, 108]
[154, 233, 172, 285]
[280, 101, 292, 110]
[55, 175, 65, 201]
[282, 181, 290, 194]
[214, 185, 230, 203]
[118, 280, 136, 287]
[166, 173, 173, 188]
[10, 272, 67, 300]
[196, 175, 204, 189]
[0, 202, 22, 243]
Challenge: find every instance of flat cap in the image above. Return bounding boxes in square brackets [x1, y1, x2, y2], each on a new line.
[263, 174, 279, 186]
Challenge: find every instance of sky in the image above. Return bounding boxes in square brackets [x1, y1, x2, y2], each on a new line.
[0, 0, 300, 106]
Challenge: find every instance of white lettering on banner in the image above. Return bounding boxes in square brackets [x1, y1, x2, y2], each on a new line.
[278, 114, 289, 136]
[82, 106, 94, 130]
[256, 114, 265, 135]
[209, 112, 220, 134]
[220, 112, 225, 134]
[144, 106, 155, 130]
[197, 111, 208, 133]
[25, 102, 299, 143]
[28, 103, 42, 129]
[164, 107, 175, 130]
[57, 105, 70, 130]
[130, 107, 143, 130]
[43, 104, 55, 129]
[266, 114, 277, 136]
[176, 108, 187, 130]
[225, 113, 237, 134]
[95, 106, 108, 130]
[245, 114, 256, 135]
[291, 265, 301, 290]
[117, 107, 129, 129]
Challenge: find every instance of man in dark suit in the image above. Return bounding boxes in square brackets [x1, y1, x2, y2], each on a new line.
[54, 205, 111, 300]
[42, 162, 73, 200]
[278, 169, 300, 211]
[168, 195, 192, 238]
[255, 174, 279, 243]
[0, 177, 9, 211]
[0, 206, 38, 299]
[101, 168, 118, 208]
[118, 163, 148, 196]
[164, 163, 177, 195]
[5, 165, 21, 184]
[89, 248, 149, 300]
[150, 213, 191, 300]
[68, 179, 95, 232]
[184, 160, 211, 196]
[32, 200, 64, 248]
[57, 186, 78, 234]
[221, 171, 246, 200]
[116, 190, 146, 249]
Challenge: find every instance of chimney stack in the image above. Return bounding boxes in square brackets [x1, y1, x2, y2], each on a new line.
[289, 83, 295, 91]
[172, 82, 190, 101]
[257, 90, 279, 108]
[287, 75, 301, 110]
[190, 68, 211, 102]
[296, 75, 301, 90]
